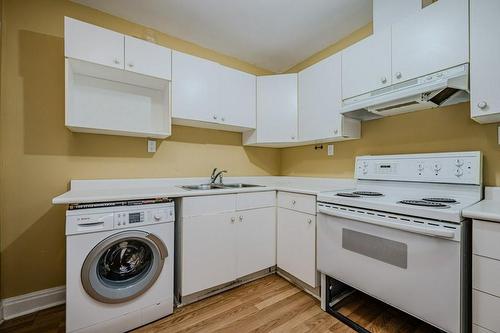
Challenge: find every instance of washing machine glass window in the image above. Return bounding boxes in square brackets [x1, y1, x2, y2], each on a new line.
[81, 230, 168, 304]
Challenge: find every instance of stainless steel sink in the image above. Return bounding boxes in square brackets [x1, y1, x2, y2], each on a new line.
[180, 183, 263, 190]
[180, 184, 224, 190]
[221, 183, 264, 188]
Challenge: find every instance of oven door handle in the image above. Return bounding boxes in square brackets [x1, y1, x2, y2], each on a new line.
[318, 207, 456, 239]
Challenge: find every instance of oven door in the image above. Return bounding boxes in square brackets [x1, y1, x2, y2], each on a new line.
[317, 205, 462, 333]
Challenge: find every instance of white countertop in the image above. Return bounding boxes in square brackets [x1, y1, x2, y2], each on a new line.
[52, 176, 355, 204]
[463, 187, 500, 223]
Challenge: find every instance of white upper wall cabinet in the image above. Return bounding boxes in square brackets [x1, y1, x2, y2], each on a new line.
[171, 51, 220, 125]
[373, 0, 421, 33]
[124, 36, 172, 80]
[64, 17, 171, 139]
[470, 0, 500, 124]
[299, 53, 360, 142]
[219, 66, 256, 129]
[65, 17, 172, 79]
[172, 51, 256, 131]
[391, 0, 469, 83]
[341, 29, 392, 99]
[244, 74, 298, 145]
[65, 17, 124, 70]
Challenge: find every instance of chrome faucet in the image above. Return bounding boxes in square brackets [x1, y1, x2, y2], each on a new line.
[210, 168, 227, 184]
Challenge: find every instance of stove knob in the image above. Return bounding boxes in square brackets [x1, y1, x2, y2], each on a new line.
[455, 159, 464, 167]
[417, 163, 425, 171]
[433, 163, 442, 171]
[154, 214, 161, 221]
[455, 168, 464, 177]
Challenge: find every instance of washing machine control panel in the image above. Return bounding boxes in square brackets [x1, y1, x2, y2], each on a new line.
[113, 205, 175, 229]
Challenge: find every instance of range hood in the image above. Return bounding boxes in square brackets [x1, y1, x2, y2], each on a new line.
[341, 64, 469, 121]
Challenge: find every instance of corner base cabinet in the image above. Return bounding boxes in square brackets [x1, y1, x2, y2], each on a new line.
[176, 192, 276, 301]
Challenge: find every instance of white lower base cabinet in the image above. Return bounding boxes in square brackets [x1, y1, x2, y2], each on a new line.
[181, 212, 237, 296]
[237, 207, 276, 278]
[277, 207, 317, 287]
[473, 219, 500, 332]
[178, 193, 276, 298]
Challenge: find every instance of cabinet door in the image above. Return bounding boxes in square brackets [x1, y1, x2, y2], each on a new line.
[64, 17, 124, 69]
[172, 51, 220, 123]
[181, 212, 236, 295]
[277, 208, 316, 287]
[373, 0, 421, 33]
[299, 53, 342, 142]
[124, 36, 172, 80]
[236, 207, 276, 278]
[470, 0, 500, 122]
[256, 74, 298, 143]
[341, 29, 391, 99]
[219, 66, 256, 129]
[391, 0, 469, 83]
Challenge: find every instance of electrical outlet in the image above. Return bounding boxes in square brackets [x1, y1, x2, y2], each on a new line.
[327, 144, 334, 156]
[147, 139, 156, 153]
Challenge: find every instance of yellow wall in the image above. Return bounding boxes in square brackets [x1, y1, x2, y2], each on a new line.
[281, 104, 500, 185]
[0, 0, 279, 298]
[281, 20, 500, 186]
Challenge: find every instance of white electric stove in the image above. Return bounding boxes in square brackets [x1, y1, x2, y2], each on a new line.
[317, 151, 482, 333]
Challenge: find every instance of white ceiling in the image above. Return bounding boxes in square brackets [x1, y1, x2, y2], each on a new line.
[72, 0, 373, 73]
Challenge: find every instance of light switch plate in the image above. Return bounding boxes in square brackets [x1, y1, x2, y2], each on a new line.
[148, 139, 156, 153]
[327, 144, 334, 156]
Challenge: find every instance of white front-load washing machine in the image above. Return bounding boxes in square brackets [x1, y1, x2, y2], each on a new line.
[65, 199, 174, 333]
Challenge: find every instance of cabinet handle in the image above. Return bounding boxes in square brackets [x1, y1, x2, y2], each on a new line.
[381, 77, 387, 84]
[230, 217, 235, 223]
[113, 59, 120, 65]
[239, 216, 243, 222]
[395, 72, 402, 79]
[477, 101, 488, 109]
[307, 218, 312, 224]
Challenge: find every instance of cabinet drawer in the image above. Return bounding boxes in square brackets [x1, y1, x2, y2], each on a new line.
[473, 220, 500, 260]
[236, 191, 276, 211]
[277, 191, 316, 215]
[473, 290, 500, 332]
[182, 195, 236, 217]
[474, 255, 500, 298]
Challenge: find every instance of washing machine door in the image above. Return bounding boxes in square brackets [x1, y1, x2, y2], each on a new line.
[81, 230, 168, 304]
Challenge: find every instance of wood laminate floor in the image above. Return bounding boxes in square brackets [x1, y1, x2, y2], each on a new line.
[0, 275, 440, 333]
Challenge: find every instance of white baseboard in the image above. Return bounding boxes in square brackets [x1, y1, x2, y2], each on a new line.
[2, 285, 65, 320]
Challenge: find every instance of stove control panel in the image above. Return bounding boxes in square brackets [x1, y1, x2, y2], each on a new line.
[355, 152, 482, 185]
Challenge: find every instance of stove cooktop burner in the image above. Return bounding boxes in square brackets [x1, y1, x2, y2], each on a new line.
[398, 200, 450, 208]
[352, 191, 384, 197]
[336, 192, 361, 198]
[422, 197, 459, 204]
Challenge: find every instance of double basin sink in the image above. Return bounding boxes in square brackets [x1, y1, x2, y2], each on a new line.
[181, 183, 263, 191]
